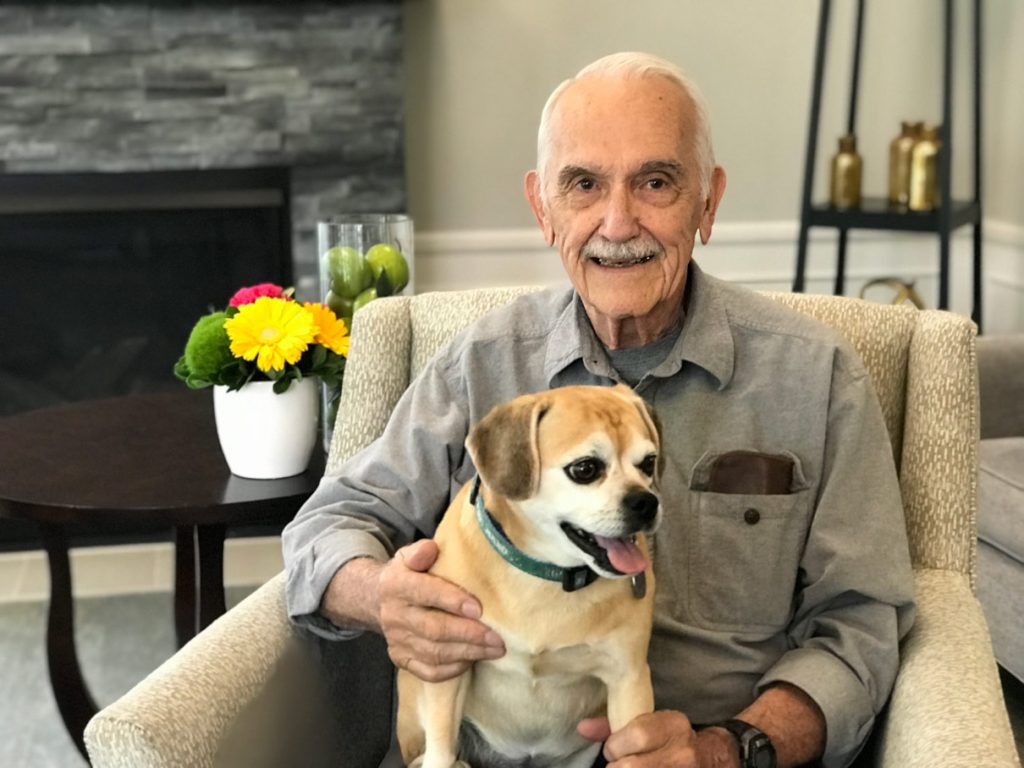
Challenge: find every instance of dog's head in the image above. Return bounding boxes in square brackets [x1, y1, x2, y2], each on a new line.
[467, 384, 662, 579]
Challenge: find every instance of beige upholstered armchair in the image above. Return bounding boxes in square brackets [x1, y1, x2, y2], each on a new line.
[85, 287, 1021, 768]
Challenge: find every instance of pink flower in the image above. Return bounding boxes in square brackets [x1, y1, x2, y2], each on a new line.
[228, 283, 286, 307]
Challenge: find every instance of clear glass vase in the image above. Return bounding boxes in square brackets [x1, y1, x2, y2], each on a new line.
[316, 213, 414, 452]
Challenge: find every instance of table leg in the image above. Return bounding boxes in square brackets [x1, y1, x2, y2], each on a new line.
[174, 526, 198, 648]
[174, 524, 228, 646]
[197, 524, 227, 631]
[40, 524, 97, 761]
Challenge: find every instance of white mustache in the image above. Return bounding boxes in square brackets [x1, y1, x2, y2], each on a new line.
[581, 235, 663, 263]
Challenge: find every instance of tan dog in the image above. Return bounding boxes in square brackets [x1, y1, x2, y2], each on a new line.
[397, 384, 662, 768]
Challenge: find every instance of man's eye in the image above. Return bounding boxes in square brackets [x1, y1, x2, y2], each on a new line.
[564, 457, 605, 484]
[638, 454, 657, 477]
[647, 178, 665, 189]
[575, 178, 596, 191]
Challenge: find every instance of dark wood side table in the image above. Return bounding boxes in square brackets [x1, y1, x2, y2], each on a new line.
[0, 390, 324, 760]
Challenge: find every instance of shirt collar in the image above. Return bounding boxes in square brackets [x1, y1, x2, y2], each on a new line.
[666, 262, 736, 390]
[543, 261, 736, 390]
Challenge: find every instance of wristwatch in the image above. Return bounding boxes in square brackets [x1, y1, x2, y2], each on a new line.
[714, 718, 777, 768]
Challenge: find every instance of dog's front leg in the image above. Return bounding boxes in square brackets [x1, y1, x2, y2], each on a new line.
[604, 660, 655, 733]
[418, 673, 470, 768]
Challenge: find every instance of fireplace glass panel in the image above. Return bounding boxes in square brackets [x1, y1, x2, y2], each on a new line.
[0, 169, 292, 418]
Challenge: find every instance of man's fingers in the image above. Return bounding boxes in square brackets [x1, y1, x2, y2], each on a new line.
[603, 711, 695, 763]
[403, 657, 471, 683]
[578, 716, 612, 743]
[381, 540, 504, 683]
[395, 539, 439, 572]
[393, 606, 504, 659]
[390, 541, 483, 619]
[405, 633, 505, 666]
[399, 567, 484, 620]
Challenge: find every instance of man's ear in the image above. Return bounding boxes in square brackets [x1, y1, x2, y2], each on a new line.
[525, 170, 555, 246]
[698, 165, 727, 245]
[467, 394, 548, 500]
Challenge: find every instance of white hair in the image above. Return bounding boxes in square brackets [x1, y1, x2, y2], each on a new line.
[536, 52, 715, 199]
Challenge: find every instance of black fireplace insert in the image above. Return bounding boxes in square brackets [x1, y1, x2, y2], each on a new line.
[0, 166, 293, 549]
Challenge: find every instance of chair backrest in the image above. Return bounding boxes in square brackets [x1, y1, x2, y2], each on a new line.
[329, 287, 979, 585]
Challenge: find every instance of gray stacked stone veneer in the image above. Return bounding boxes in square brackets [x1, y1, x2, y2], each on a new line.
[0, 1, 405, 294]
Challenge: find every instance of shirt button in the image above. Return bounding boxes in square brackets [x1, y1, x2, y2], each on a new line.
[743, 508, 761, 525]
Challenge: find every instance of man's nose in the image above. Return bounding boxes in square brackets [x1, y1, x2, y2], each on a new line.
[598, 185, 641, 242]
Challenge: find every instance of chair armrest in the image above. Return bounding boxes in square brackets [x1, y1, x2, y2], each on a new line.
[874, 569, 1021, 768]
[84, 574, 296, 767]
[85, 573, 395, 768]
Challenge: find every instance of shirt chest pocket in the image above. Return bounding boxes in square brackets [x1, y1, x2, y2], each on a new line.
[686, 451, 813, 631]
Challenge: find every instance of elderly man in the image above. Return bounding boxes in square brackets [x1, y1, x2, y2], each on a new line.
[283, 52, 915, 768]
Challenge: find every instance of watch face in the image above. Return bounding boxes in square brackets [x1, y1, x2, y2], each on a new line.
[749, 734, 777, 768]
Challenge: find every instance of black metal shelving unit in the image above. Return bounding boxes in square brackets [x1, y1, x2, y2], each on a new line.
[793, 0, 983, 329]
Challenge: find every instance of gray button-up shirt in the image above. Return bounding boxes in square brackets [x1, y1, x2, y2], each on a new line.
[282, 263, 915, 768]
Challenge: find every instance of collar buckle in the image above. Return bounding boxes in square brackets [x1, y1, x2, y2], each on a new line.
[562, 566, 597, 592]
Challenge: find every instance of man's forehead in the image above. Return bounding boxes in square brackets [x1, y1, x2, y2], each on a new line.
[547, 75, 693, 155]
[556, 71, 689, 118]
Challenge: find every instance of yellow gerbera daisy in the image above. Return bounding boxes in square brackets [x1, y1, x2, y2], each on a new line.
[224, 297, 316, 372]
[305, 302, 350, 357]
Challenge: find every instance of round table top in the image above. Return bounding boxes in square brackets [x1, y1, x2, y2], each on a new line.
[0, 390, 324, 527]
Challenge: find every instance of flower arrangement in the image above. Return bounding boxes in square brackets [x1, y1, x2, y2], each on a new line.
[174, 282, 349, 394]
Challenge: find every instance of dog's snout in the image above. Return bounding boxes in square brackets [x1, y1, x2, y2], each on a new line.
[623, 490, 659, 529]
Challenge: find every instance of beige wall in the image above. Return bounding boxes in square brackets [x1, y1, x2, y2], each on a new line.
[402, 0, 1023, 232]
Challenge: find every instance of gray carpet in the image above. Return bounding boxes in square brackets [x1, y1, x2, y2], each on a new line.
[1, 590, 1022, 767]
[0, 588, 253, 768]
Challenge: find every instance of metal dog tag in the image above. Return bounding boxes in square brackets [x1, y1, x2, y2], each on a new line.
[631, 572, 646, 599]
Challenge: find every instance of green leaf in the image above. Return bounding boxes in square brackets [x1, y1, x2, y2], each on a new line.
[273, 377, 291, 394]
[173, 355, 191, 382]
[185, 374, 212, 389]
[310, 344, 327, 368]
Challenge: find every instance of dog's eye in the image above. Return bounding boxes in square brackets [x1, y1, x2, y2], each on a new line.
[638, 454, 657, 477]
[564, 458, 605, 485]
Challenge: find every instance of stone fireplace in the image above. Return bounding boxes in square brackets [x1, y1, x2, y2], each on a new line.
[0, 0, 406, 410]
[0, 2, 405, 548]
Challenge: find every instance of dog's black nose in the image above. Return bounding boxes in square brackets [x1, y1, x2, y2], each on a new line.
[623, 490, 659, 529]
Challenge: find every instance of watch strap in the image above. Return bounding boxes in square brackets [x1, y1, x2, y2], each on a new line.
[713, 718, 776, 768]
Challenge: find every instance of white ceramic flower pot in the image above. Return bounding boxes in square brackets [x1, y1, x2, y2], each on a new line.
[213, 377, 319, 479]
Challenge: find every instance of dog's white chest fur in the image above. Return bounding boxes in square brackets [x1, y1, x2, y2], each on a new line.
[460, 635, 608, 763]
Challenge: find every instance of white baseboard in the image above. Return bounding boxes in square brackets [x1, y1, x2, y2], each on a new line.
[0, 537, 283, 603]
[415, 219, 1024, 333]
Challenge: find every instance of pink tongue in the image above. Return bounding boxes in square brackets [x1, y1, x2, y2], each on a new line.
[594, 536, 648, 575]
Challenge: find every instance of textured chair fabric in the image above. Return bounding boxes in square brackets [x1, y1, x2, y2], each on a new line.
[85, 288, 1021, 768]
[975, 334, 1024, 685]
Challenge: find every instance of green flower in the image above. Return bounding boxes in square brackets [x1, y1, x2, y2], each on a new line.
[175, 311, 234, 388]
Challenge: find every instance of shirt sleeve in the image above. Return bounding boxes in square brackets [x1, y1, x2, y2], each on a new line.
[756, 348, 917, 767]
[281, 353, 470, 640]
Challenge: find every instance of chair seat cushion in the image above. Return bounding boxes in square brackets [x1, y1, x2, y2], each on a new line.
[978, 437, 1024, 564]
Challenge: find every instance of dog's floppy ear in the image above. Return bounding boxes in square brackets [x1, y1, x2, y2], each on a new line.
[467, 393, 549, 500]
[616, 385, 664, 478]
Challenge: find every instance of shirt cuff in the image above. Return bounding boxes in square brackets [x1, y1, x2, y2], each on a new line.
[756, 647, 875, 768]
[284, 528, 391, 641]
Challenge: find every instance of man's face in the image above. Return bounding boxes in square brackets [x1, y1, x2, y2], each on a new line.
[526, 74, 724, 343]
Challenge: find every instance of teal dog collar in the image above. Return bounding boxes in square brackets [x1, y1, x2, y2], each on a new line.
[470, 476, 598, 592]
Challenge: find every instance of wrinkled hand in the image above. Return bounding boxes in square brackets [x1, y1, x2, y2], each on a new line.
[379, 539, 505, 682]
[580, 711, 726, 768]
